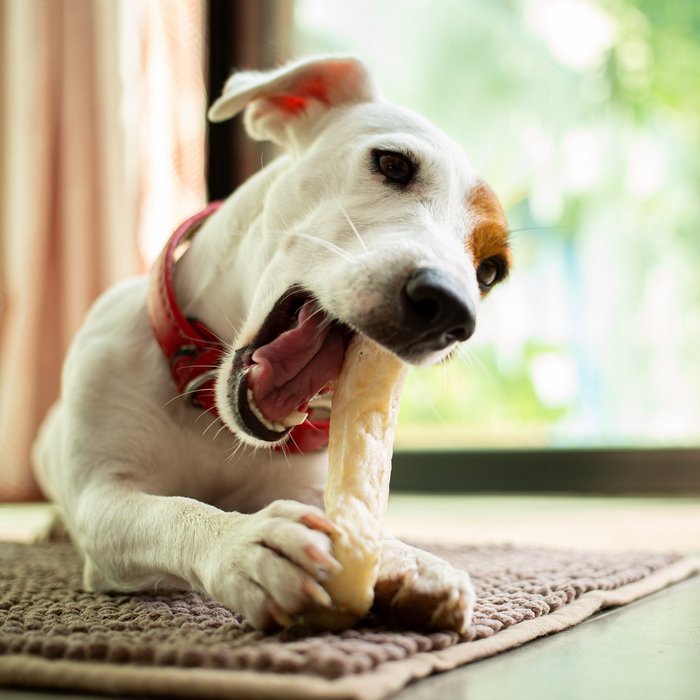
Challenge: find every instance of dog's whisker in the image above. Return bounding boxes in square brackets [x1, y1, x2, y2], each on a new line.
[225, 439, 247, 463]
[194, 408, 214, 425]
[335, 197, 368, 254]
[278, 287, 305, 306]
[301, 417, 326, 433]
[290, 232, 357, 263]
[161, 386, 216, 410]
[161, 389, 204, 409]
[196, 325, 232, 351]
[439, 360, 454, 399]
[305, 305, 332, 326]
[407, 368, 447, 424]
[453, 345, 474, 373]
[213, 423, 229, 441]
[279, 439, 294, 468]
[256, 227, 363, 268]
[224, 442, 239, 462]
[172, 329, 230, 349]
[201, 415, 222, 437]
[507, 225, 563, 235]
[268, 193, 294, 232]
[455, 344, 487, 378]
[218, 305, 240, 345]
[194, 401, 220, 426]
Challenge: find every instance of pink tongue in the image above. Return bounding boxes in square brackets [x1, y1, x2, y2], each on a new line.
[249, 302, 346, 423]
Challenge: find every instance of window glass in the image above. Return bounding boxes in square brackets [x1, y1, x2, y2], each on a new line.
[293, 0, 700, 448]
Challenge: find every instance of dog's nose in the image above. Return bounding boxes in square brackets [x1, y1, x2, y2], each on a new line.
[400, 268, 476, 352]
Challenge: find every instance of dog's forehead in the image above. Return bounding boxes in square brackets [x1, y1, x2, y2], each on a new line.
[332, 101, 475, 168]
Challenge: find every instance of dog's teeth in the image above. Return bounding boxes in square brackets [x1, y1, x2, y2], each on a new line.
[280, 410, 309, 428]
[246, 389, 286, 433]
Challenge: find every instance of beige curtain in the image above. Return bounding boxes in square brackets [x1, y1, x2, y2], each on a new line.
[0, 0, 206, 502]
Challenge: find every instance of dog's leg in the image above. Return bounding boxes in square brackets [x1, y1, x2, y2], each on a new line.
[74, 480, 339, 629]
[373, 536, 474, 634]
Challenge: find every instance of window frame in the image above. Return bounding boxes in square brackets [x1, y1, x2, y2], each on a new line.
[391, 449, 700, 495]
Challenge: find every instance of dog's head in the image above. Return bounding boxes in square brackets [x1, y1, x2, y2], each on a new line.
[208, 56, 512, 447]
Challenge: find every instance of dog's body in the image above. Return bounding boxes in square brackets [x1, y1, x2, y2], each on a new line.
[33, 57, 511, 631]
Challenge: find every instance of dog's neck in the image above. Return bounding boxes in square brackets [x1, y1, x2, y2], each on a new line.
[173, 159, 288, 344]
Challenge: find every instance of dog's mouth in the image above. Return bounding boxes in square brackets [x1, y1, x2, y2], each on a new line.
[228, 287, 353, 443]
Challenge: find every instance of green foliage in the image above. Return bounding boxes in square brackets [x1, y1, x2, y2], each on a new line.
[295, 0, 700, 448]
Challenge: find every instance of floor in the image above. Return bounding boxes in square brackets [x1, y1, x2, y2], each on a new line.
[1, 495, 699, 700]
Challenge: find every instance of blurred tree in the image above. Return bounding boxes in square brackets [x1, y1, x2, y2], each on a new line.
[294, 0, 700, 448]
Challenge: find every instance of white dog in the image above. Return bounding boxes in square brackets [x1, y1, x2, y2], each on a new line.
[33, 56, 511, 632]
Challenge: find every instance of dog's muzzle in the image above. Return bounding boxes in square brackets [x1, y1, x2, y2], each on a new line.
[227, 268, 475, 445]
[347, 267, 476, 365]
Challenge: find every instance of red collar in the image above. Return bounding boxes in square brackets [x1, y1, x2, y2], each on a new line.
[147, 203, 330, 453]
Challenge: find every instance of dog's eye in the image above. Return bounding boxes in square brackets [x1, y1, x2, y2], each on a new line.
[476, 257, 505, 291]
[373, 150, 415, 186]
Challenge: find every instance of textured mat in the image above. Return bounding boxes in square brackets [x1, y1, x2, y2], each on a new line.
[0, 541, 697, 699]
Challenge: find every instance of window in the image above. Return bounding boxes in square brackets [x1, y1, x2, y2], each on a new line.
[292, 0, 700, 455]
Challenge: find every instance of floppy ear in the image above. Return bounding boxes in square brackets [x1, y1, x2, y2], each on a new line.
[207, 55, 378, 151]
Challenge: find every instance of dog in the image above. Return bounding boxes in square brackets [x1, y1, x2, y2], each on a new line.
[33, 56, 511, 632]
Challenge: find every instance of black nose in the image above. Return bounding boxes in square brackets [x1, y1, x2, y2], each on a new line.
[400, 268, 475, 353]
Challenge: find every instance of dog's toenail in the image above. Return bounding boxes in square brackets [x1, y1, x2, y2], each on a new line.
[299, 512, 338, 535]
[402, 569, 419, 586]
[302, 579, 332, 608]
[266, 600, 292, 627]
[304, 544, 342, 574]
[446, 588, 461, 608]
[305, 544, 328, 563]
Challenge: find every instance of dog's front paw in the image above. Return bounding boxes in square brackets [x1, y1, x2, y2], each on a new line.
[373, 538, 474, 634]
[204, 500, 341, 630]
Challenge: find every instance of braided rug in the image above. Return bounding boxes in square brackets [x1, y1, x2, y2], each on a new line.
[0, 541, 697, 699]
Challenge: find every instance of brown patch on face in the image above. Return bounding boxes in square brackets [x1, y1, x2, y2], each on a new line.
[466, 180, 512, 292]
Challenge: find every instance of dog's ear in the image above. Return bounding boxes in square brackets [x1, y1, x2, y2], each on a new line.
[208, 55, 378, 151]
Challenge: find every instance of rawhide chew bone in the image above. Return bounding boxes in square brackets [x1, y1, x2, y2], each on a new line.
[304, 334, 408, 629]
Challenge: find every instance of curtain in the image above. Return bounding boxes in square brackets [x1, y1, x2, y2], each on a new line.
[0, 0, 206, 502]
